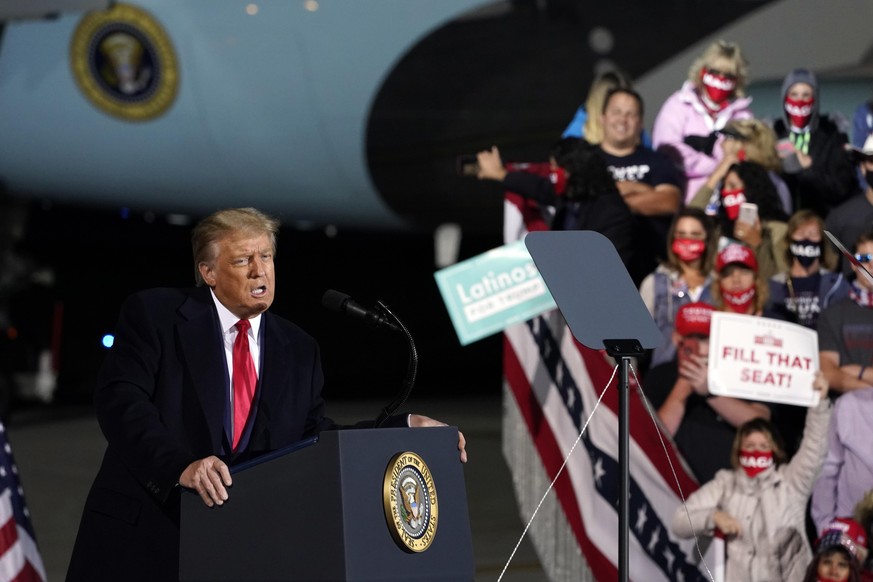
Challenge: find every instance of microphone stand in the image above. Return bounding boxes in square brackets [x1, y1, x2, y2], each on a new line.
[374, 300, 418, 428]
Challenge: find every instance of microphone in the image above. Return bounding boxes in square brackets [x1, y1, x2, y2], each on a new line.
[321, 290, 401, 333]
[322, 289, 417, 427]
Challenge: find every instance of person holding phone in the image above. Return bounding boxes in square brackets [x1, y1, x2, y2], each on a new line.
[475, 138, 634, 266]
[646, 301, 771, 483]
[691, 160, 790, 281]
[692, 118, 793, 216]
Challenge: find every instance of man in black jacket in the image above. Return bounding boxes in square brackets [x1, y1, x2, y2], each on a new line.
[66, 207, 465, 581]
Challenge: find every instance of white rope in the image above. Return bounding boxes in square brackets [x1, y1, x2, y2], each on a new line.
[630, 364, 716, 582]
[497, 364, 618, 581]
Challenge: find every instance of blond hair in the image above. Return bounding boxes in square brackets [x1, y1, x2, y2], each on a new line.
[783, 210, 837, 271]
[724, 119, 780, 171]
[582, 70, 632, 144]
[688, 40, 749, 97]
[191, 208, 280, 285]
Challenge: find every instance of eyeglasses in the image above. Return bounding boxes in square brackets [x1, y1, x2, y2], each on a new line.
[855, 253, 873, 263]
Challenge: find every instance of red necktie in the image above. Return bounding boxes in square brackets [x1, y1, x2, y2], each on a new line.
[232, 319, 257, 450]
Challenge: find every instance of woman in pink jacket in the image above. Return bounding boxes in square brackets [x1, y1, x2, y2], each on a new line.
[653, 40, 754, 202]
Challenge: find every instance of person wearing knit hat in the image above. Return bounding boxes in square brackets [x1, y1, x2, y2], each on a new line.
[647, 300, 771, 483]
[773, 68, 857, 217]
[821, 518, 869, 563]
[712, 242, 769, 315]
[802, 517, 867, 582]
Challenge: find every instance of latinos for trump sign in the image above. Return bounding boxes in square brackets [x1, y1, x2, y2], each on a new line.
[708, 312, 820, 407]
[434, 240, 556, 345]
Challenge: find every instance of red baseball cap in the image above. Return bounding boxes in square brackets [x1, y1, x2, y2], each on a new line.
[816, 517, 869, 562]
[716, 243, 758, 273]
[674, 302, 715, 337]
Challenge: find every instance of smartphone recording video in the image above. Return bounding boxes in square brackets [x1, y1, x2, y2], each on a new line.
[737, 202, 758, 225]
[456, 154, 480, 177]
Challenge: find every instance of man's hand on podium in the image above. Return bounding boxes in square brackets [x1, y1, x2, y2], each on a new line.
[409, 414, 468, 464]
[180, 455, 232, 507]
[179, 417, 467, 508]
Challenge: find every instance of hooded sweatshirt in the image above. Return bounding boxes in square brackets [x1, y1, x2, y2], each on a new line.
[773, 68, 858, 216]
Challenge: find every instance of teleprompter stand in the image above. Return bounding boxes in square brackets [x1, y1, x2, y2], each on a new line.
[525, 231, 660, 582]
[179, 427, 473, 581]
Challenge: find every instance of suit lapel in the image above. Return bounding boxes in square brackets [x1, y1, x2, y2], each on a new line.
[177, 288, 227, 454]
[248, 312, 291, 451]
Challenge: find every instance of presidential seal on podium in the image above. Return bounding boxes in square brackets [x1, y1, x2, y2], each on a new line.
[383, 451, 438, 552]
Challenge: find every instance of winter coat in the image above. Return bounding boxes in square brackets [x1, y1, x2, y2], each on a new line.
[671, 398, 832, 581]
[773, 69, 857, 216]
[652, 81, 753, 203]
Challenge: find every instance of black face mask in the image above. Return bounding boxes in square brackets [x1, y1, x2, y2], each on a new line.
[790, 239, 821, 268]
[866, 169, 873, 191]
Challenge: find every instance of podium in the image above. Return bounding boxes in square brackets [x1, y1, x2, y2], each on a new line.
[179, 427, 474, 581]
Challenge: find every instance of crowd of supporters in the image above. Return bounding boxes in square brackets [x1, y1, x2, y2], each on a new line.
[475, 39, 873, 582]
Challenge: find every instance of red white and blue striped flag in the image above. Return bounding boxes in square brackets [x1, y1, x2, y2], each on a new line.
[502, 191, 718, 581]
[0, 422, 46, 582]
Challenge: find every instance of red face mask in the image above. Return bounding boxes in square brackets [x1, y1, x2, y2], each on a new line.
[721, 187, 746, 221]
[672, 238, 706, 262]
[784, 96, 815, 129]
[722, 286, 756, 313]
[739, 450, 773, 478]
[701, 68, 737, 107]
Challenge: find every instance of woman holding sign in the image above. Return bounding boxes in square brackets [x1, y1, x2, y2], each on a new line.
[671, 373, 832, 581]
